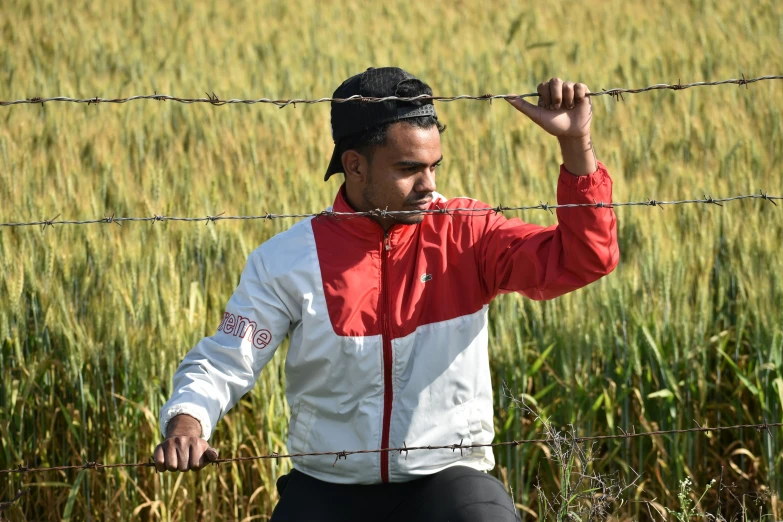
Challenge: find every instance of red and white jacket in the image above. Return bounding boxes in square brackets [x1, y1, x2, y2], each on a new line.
[160, 162, 619, 484]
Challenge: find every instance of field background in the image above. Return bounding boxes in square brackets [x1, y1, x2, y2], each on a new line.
[1, 0, 783, 519]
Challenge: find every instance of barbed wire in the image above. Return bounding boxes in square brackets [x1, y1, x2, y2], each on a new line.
[0, 421, 778, 477]
[0, 191, 779, 230]
[0, 488, 28, 514]
[1, 75, 780, 108]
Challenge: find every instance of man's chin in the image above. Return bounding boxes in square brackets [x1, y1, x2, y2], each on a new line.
[394, 215, 426, 226]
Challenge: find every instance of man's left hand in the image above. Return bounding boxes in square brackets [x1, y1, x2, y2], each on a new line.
[505, 77, 592, 140]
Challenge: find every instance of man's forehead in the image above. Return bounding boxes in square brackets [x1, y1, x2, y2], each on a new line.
[381, 123, 441, 157]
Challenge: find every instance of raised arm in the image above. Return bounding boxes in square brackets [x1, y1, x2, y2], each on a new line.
[154, 249, 293, 472]
[473, 78, 619, 300]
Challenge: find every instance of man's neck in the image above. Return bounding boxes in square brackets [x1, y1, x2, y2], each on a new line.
[343, 184, 396, 232]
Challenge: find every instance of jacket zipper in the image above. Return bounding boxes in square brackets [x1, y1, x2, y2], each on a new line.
[380, 231, 393, 483]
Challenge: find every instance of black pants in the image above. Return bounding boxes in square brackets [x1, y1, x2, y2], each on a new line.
[270, 465, 522, 521]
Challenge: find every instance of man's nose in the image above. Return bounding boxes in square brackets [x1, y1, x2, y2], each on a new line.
[417, 168, 437, 194]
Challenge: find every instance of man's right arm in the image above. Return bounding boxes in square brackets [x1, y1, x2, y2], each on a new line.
[154, 249, 294, 472]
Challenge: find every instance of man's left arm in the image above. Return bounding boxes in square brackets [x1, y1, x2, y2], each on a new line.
[474, 77, 619, 301]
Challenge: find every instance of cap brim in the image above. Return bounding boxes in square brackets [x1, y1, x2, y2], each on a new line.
[324, 140, 344, 181]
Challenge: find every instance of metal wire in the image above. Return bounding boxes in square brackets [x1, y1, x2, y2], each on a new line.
[0, 488, 28, 513]
[0, 421, 778, 476]
[0, 191, 779, 230]
[1, 75, 779, 108]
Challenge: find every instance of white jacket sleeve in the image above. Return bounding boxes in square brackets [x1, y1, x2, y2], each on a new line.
[159, 250, 292, 440]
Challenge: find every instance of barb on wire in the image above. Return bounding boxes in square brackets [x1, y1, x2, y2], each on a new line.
[1, 75, 781, 108]
[0, 488, 28, 513]
[0, 191, 779, 230]
[0, 422, 780, 476]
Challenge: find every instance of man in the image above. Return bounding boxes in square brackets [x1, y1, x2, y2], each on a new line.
[154, 67, 619, 521]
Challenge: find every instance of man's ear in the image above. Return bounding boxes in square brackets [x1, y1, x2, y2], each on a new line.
[342, 150, 367, 184]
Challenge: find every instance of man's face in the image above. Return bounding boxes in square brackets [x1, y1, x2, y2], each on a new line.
[358, 123, 442, 226]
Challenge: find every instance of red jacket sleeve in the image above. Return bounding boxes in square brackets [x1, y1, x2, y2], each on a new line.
[473, 161, 619, 301]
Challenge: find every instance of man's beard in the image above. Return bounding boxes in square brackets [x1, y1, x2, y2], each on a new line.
[362, 177, 428, 225]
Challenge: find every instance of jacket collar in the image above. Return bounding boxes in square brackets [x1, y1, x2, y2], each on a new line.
[330, 184, 419, 248]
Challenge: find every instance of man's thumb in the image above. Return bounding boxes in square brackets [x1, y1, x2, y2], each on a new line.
[505, 96, 541, 122]
[205, 447, 219, 462]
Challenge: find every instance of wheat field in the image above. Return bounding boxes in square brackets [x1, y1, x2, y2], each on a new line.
[1, 0, 782, 519]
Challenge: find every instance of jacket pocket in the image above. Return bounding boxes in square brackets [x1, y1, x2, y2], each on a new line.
[287, 401, 315, 455]
[460, 397, 492, 456]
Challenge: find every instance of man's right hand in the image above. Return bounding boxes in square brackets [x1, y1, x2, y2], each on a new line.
[153, 414, 219, 472]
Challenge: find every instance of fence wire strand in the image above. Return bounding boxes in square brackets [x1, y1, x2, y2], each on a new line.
[0, 422, 779, 477]
[1, 75, 780, 108]
[0, 488, 28, 513]
[0, 191, 779, 230]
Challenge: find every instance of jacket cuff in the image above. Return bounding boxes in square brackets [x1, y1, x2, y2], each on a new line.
[558, 161, 610, 192]
[159, 403, 213, 440]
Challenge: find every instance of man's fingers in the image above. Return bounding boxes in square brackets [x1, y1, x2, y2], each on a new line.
[505, 96, 542, 123]
[536, 82, 550, 108]
[176, 445, 190, 472]
[154, 436, 217, 472]
[197, 447, 219, 470]
[165, 443, 179, 472]
[574, 83, 590, 103]
[562, 82, 575, 109]
[548, 77, 563, 109]
[205, 447, 219, 462]
[190, 445, 203, 471]
[153, 445, 166, 473]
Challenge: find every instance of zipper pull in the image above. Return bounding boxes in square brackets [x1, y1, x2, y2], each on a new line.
[384, 233, 391, 251]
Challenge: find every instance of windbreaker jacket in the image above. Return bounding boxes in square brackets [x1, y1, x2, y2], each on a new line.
[160, 162, 619, 485]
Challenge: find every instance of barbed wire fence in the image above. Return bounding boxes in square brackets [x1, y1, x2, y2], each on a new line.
[1, 421, 780, 475]
[2, 74, 783, 514]
[0, 192, 780, 230]
[0, 75, 780, 108]
[0, 421, 780, 512]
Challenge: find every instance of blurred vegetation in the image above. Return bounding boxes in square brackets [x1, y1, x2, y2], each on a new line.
[1, 0, 782, 519]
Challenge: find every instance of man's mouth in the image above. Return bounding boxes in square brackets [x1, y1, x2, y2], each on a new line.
[407, 198, 432, 209]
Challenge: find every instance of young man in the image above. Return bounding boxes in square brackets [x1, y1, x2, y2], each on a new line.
[154, 67, 619, 521]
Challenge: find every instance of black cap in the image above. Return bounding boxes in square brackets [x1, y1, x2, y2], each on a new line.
[324, 67, 438, 181]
